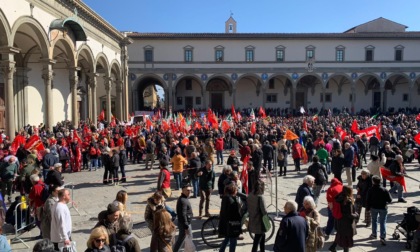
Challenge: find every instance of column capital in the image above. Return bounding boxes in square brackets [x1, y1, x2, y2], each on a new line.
[40, 58, 57, 65]
[42, 69, 54, 81]
[1, 61, 16, 79]
[0, 46, 20, 57]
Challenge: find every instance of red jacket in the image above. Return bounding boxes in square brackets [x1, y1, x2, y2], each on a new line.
[239, 146, 251, 161]
[326, 178, 343, 203]
[215, 138, 224, 151]
[292, 143, 303, 159]
[29, 181, 45, 208]
[157, 168, 171, 189]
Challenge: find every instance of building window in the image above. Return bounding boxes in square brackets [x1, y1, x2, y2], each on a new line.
[320, 93, 332, 103]
[196, 97, 201, 105]
[185, 50, 192, 62]
[266, 94, 277, 103]
[276, 50, 284, 62]
[185, 79, 192, 90]
[268, 79, 275, 89]
[177, 97, 183, 105]
[336, 50, 344, 61]
[395, 45, 404, 61]
[246, 50, 254, 62]
[143, 45, 154, 63]
[365, 45, 374, 62]
[403, 93, 408, 102]
[306, 45, 315, 60]
[215, 50, 224, 62]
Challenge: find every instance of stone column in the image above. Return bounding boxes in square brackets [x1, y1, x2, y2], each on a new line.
[15, 67, 30, 130]
[86, 76, 92, 120]
[379, 86, 385, 112]
[290, 82, 296, 111]
[69, 67, 80, 128]
[41, 59, 56, 130]
[351, 82, 356, 113]
[408, 81, 414, 108]
[116, 80, 123, 120]
[0, 47, 19, 140]
[103, 76, 112, 122]
[88, 73, 98, 126]
[321, 87, 326, 109]
[120, 36, 132, 121]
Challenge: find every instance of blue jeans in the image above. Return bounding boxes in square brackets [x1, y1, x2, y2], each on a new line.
[191, 178, 199, 197]
[165, 204, 177, 219]
[217, 150, 224, 164]
[325, 207, 334, 235]
[389, 181, 403, 199]
[219, 237, 237, 252]
[90, 158, 98, 171]
[371, 208, 388, 239]
[174, 172, 182, 190]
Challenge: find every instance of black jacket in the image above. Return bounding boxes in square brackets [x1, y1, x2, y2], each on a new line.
[218, 195, 242, 238]
[273, 211, 308, 252]
[198, 167, 215, 190]
[187, 157, 201, 178]
[262, 144, 274, 159]
[295, 183, 314, 210]
[45, 170, 63, 187]
[176, 193, 193, 229]
[366, 184, 392, 210]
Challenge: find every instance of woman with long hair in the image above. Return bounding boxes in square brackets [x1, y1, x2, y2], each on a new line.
[248, 180, 268, 252]
[150, 209, 176, 252]
[85, 226, 111, 252]
[329, 186, 358, 252]
[113, 190, 128, 217]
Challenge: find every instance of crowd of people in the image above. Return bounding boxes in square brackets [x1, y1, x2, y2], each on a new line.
[0, 109, 419, 251]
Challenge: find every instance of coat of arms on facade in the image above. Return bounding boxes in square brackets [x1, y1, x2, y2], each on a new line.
[305, 58, 316, 72]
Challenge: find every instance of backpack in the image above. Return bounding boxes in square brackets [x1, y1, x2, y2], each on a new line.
[277, 149, 284, 161]
[309, 163, 326, 184]
[59, 147, 69, 159]
[110, 234, 133, 252]
[89, 147, 97, 156]
[41, 183, 50, 203]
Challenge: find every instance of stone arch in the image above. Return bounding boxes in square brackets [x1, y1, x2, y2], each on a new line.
[109, 59, 122, 80]
[236, 73, 264, 90]
[356, 73, 382, 88]
[295, 74, 323, 110]
[205, 74, 233, 110]
[133, 74, 168, 110]
[327, 73, 352, 95]
[76, 44, 95, 71]
[384, 73, 410, 112]
[235, 73, 264, 108]
[95, 52, 110, 76]
[266, 73, 293, 90]
[174, 74, 204, 93]
[10, 16, 49, 58]
[355, 73, 382, 111]
[0, 8, 11, 46]
[205, 74, 233, 93]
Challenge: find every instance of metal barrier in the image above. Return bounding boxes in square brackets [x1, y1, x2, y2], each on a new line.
[63, 182, 81, 215]
[11, 201, 36, 248]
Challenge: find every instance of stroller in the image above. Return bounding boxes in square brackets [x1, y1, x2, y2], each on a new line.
[392, 206, 420, 249]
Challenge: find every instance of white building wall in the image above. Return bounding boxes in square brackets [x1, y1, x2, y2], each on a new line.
[236, 79, 258, 108]
[26, 63, 44, 125]
[174, 80, 202, 110]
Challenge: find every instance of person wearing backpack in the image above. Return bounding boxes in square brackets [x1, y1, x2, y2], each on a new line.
[307, 156, 328, 204]
[323, 178, 343, 241]
[89, 143, 100, 172]
[116, 215, 141, 252]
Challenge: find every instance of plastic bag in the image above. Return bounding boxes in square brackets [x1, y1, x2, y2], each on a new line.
[58, 241, 77, 252]
[184, 234, 196, 252]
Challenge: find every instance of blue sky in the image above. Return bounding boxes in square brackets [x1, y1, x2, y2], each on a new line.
[83, 0, 420, 33]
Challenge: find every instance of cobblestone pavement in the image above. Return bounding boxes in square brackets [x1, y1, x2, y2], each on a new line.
[8, 152, 420, 251]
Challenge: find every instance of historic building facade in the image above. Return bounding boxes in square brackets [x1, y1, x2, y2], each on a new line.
[127, 17, 420, 115]
[0, 0, 131, 139]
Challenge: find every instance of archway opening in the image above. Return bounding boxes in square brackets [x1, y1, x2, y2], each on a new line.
[206, 78, 230, 111]
[137, 77, 165, 111]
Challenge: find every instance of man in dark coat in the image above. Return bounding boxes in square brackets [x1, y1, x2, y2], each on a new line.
[45, 163, 64, 187]
[294, 175, 315, 210]
[262, 140, 274, 172]
[274, 200, 308, 252]
[173, 183, 193, 252]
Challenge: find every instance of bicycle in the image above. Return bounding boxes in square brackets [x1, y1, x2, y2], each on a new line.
[201, 212, 276, 248]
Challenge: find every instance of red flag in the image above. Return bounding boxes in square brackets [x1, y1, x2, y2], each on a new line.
[181, 137, 189, 145]
[356, 126, 381, 141]
[380, 167, 407, 192]
[241, 155, 250, 194]
[34, 141, 46, 160]
[231, 105, 236, 121]
[193, 121, 202, 130]
[259, 106, 266, 118]
[302, 119, 308, 132]
[192, 109, 197, 118]
[73, 130, 82, 144]
[146, 118, 153, 130]
[351, 120, 359, 133]
[222, 120, 230, 133]
[125, 126, 133, 137]
[336, 126, 347, 140]
[414, 132, 420, 145]
[237, 112, 242, 121]
[162, 120, 170, 132]
[24, 135, 41, 150]
[10, 135, 26, 154]
[416, 114, 420, 121]
[250, 122, 256, 135]
[98, 110, 105, 122]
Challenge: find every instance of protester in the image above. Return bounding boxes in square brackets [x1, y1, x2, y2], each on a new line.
[113, 190, 128, 217]
[388, 154, 407, 203]
[299, 196, 321, 252]
[0, 220, 11, 252]
[274, 200, 308, 252]
[116, 215, 141, 252]
[343, 142, 355, 186]
[218, 166, 233, 198]
[85, 226, 111, 252]
[44, 163, 64, 187]
[173, 183, 194, 252]
[197, 160, 215, 218]
[51, 188, 72, 250]
[150, 209, 176, 252]
[355, 169, 372, 227]
[40, 184, 60, 240]
[157, 160, 172, 199]
[307, 156, 328, 204]
[277, 144, 288, 176]
[248, 180, 268, 252]
[218, 183, 243, 252]
[329, 185, 358, 252]
[170, 148, 188, 190]
[94, 202, 121, 246]
[295, 175, 315, 211]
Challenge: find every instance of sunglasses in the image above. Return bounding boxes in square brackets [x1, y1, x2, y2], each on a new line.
[94, 239, 106, 243]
